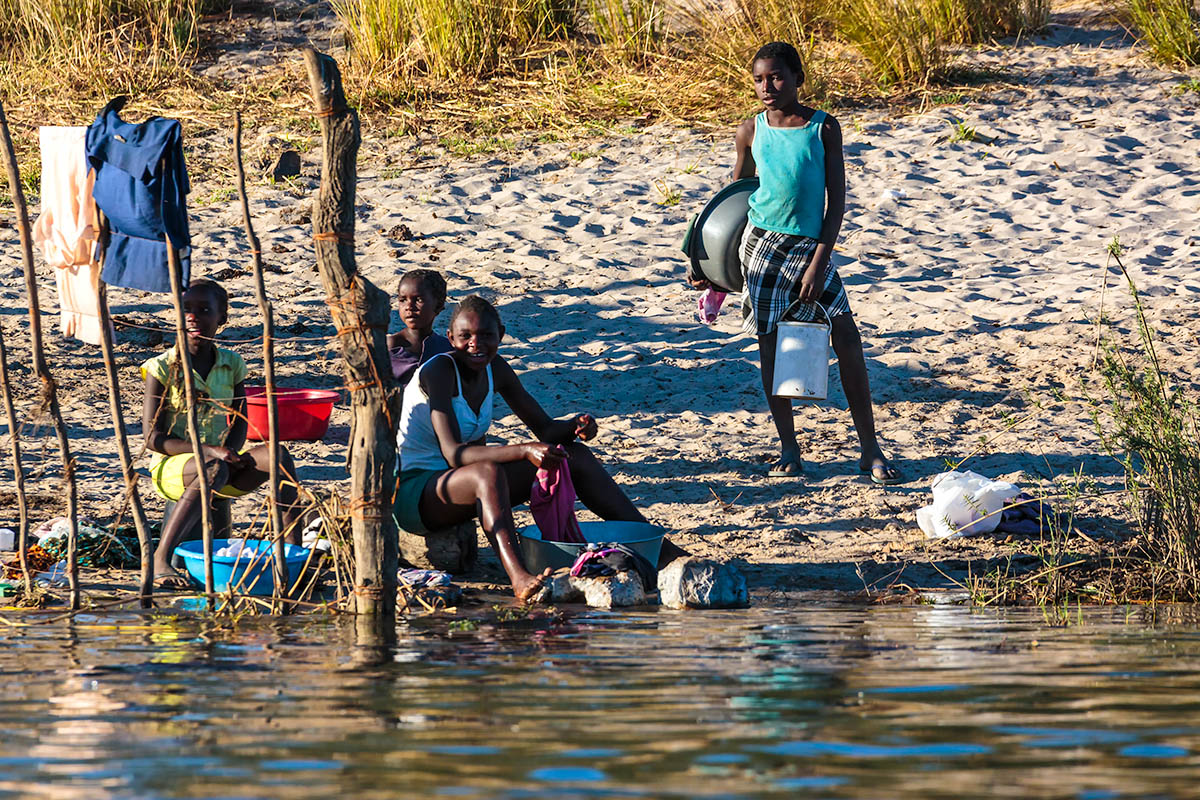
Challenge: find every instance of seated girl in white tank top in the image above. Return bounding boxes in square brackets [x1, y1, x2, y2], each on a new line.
[392, 294, 685, 602]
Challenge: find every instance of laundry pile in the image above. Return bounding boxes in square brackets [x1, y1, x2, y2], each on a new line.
[916, 470, 1064, 540]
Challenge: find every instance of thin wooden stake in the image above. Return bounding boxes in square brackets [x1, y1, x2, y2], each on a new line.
[95, 220, 154, 607]
[233, 112, 288, 612]
[0, 324, 30, 598]
[164, 242, 217, 608]
[304, 49, 399, 647]
[0, 99, 81, 609]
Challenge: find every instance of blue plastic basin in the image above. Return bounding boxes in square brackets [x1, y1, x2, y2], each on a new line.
[173, 539, 311, 596]
[518, 521, 664, 573]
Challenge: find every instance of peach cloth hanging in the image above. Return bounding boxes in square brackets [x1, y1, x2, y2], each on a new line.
[32, 126, 103, 346]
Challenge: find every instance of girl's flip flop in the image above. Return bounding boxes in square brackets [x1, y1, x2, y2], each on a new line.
[768, 454, 804, 479]
[861, 463, 904, 485]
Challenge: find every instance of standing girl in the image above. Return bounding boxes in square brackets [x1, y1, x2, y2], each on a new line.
[141, 278, 305, 587]
[697, 41, 901, 483]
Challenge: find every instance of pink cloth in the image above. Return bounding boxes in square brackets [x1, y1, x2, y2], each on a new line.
[31, 126, 104, 346]
[530, 447, 586, 544]
[697, 288, 727, 325]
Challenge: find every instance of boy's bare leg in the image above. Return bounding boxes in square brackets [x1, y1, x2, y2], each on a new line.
[830, 313, 898, 481]
[758, 330, 803, 474]
[154, 459, 229, 586]
[235, 445, 305, 544]
[423, 464, 550, 601]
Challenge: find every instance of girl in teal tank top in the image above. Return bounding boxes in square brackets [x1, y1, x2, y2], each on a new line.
[692, 41, 903, 485]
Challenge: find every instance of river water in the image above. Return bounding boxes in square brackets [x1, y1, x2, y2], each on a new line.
[3, 604, 1200, 798]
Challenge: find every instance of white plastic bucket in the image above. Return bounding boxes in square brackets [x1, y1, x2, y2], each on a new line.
[772, 304, 831, 400]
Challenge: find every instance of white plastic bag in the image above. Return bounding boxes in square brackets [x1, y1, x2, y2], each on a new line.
[915, 470, 1021, 539]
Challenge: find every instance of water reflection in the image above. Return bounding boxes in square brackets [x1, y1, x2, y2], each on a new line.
[0, 606, 1199, 797]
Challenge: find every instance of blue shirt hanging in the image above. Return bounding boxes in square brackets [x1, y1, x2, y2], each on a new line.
[86, 101, 191, 293]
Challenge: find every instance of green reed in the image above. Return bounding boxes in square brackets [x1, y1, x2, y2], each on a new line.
[1095, 239, 1200, 597]
[1128, 0, 1200, 66]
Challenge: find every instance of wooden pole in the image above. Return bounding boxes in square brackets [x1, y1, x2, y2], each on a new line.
[95, 220, 154, 607]
[233, 112, 288, 611]
[303, 49, 399, 644]
[0, 99, 81, 609]
[0, 324, 30, 598]
[164, 242, 217, 608]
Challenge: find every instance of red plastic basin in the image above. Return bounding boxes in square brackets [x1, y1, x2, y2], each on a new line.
[244, 386, 339, 442]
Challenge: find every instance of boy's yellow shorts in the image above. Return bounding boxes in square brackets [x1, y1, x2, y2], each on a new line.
[150, 453, 252, 502]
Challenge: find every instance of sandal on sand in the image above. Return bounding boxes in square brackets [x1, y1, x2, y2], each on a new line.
[767, 453, 804, 479]
[861, 462, 904, 486]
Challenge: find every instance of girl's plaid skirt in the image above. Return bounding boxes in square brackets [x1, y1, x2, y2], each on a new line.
[739, 224, 851, 337]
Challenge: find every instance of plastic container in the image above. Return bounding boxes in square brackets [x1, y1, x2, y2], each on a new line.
[244, 386, 339, 442]
[518, 521, 665, 573]
[681, 178, 759, 293]
[173, 539, 312, 596]
[772, 304, 831, 400]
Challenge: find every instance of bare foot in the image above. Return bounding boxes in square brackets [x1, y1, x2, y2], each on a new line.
[513, 568, 552, 603]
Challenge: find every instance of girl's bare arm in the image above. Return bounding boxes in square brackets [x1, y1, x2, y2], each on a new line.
[733, 118, 757, 179]
[425, 357, 562, 469]
[141, 375, 241, 462]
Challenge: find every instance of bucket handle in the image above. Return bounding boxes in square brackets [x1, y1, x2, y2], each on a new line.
[782, 300, 832, 332]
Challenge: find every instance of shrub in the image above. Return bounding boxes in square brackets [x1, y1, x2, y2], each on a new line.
[1128, 0, 1200, 66]
[1095, 242, 1200, 596]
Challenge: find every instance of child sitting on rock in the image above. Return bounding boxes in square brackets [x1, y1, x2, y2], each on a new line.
[393, 294, 686, 601]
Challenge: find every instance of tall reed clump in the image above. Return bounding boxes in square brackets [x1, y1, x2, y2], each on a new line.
[837, 0, 945, 86]
[0, 0, 224, 99]
[1095, 241, 1200, 598]
[332, 0, 580, 79]
[683, 0, 834, 100]
[588, 0, 664, 61]
[925, 0, 1049, 43]
[1128, 0, 1200, 66]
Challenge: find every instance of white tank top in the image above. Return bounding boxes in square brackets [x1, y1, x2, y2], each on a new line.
[397, 352, 495, 471]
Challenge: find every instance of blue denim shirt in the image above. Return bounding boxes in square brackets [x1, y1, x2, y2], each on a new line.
[86, 103, 191, 293]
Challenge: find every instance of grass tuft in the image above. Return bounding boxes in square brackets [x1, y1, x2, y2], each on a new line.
[1128, 0, 1200, 66]
[1094, 238, 1200, 598]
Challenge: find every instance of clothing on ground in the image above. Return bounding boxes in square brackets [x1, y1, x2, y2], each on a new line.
[396, 352, 494, 472]
[747, 110, 827, 239]
[86, 100, 191, 294]
[530, 446, 586, 544]
[390, 332, 453, 387]
[570, 543, 658, 589]
[739, 224, 850, 337]
[32, 126, 105, 345]
[140, 346, 247, 466]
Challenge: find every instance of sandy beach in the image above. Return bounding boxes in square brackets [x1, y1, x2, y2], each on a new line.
[0, 1, 1197, 600]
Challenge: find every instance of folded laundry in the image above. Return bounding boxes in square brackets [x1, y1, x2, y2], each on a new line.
[86, 99, 191, 294]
